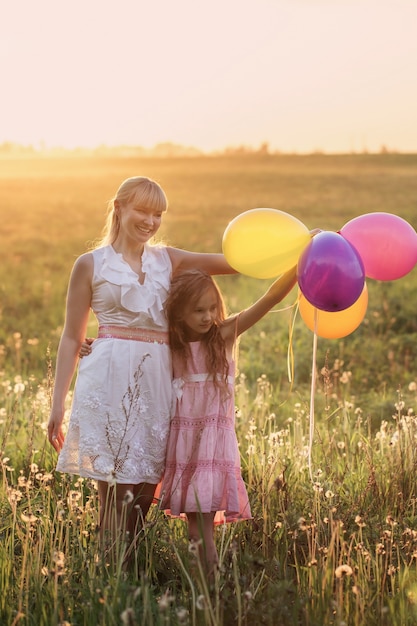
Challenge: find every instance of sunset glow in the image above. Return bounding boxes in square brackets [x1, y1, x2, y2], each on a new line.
[2, 0, 417, 153]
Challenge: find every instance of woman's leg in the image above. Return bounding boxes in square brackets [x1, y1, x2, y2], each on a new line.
[97, 481, 157, 556]
[187, 511, 218, 577]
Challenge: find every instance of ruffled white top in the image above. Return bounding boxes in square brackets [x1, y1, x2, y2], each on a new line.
[56, 244, 174, 484]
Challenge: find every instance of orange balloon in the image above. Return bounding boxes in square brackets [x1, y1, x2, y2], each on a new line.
[299, 284, 368, 338]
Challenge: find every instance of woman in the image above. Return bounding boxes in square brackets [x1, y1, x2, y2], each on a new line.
[47, 176, 235, 551]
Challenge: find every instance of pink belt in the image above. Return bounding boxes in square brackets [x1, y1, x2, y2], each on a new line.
[98, 325, 169, 345]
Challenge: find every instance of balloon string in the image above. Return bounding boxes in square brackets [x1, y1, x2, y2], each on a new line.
[308, 308, 318, 483]
[268, 300, 297, 386]
[287, 298, 299, 384]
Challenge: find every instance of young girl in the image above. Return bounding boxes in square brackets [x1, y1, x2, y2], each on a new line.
[159, 266, 297, 576]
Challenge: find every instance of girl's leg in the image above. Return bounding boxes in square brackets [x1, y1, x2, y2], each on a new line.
[187, 511, 218, 577]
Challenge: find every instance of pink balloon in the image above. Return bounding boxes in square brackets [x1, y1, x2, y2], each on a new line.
[340, 212, 417, 280]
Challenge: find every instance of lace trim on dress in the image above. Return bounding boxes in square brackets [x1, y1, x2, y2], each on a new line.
[172, 374, 235, 400]
[97, 244, 172, 321]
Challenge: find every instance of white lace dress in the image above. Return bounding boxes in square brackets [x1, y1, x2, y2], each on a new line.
[56, 244, 173, 484]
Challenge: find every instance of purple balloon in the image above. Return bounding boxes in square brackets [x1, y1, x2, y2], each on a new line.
[297, 231, 365, 312]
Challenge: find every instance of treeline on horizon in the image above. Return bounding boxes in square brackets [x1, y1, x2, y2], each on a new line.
[0, 139, 406, 158]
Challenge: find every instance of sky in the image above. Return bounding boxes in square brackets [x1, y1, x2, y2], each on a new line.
[1, 0, 417, 154]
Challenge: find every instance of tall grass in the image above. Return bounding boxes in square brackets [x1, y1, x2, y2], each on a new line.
[1, 154, 417, 624]
[1, 363, 417, 624]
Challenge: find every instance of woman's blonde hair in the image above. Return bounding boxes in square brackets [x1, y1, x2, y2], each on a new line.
[97, 176, 168, 247]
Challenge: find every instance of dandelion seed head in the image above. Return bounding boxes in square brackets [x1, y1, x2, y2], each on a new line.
[158, 589, 175, 611]
[196, 595, 206, 610]
[21, 512, 38, 524]
[106, 471, 117, 486]
[335, 564, 353, 578]
[123, 490, 134, 505]
[14, 381, 25, 394]
[340, 371, 352, 384]
[120, 608, 135, 625]
[188, 539, 202, 555]
[176, 607, 188, 623]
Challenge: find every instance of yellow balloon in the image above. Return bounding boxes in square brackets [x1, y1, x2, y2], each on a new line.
[299, 284, 368, 339]
[222, 208, 311, 279]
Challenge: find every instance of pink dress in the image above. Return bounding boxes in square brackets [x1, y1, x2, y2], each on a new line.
[160, 341, 251, 524]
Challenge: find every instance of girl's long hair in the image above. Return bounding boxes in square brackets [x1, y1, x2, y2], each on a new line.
[165, 269, 230, 391]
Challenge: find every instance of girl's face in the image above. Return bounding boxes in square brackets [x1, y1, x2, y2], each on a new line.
[117, 199, 165, 245]
[182, 286, 218, 341]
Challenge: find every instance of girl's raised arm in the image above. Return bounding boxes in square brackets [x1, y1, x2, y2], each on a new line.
[222, 266, 298, 342]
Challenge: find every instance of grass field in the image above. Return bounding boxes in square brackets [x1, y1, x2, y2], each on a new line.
[1, 153, 417, 625]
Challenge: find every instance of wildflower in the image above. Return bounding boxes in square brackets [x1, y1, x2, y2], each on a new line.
[188, 539, 202, 555]
[120, 608, 136, 626]
[18, 474, 28, 487]
[52, 551, 66, 576]
[21, 512, 38, 524]
[176, 607, 188, 624]
[335, 564, 353, 578]
[7, 487, 23, 505]
[107, 471, 117, 486]
[123, 490, 134, 505]
[409, 382, 417, 392]
[196, 595, 206, 610]
[325, 490, 334, 499]
[355, 515, 366, 528]
[158, 589, 175, 611]
[340, 371, 352, 384]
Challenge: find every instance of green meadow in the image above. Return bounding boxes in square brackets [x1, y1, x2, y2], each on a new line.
[1, 153, 417, 625]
